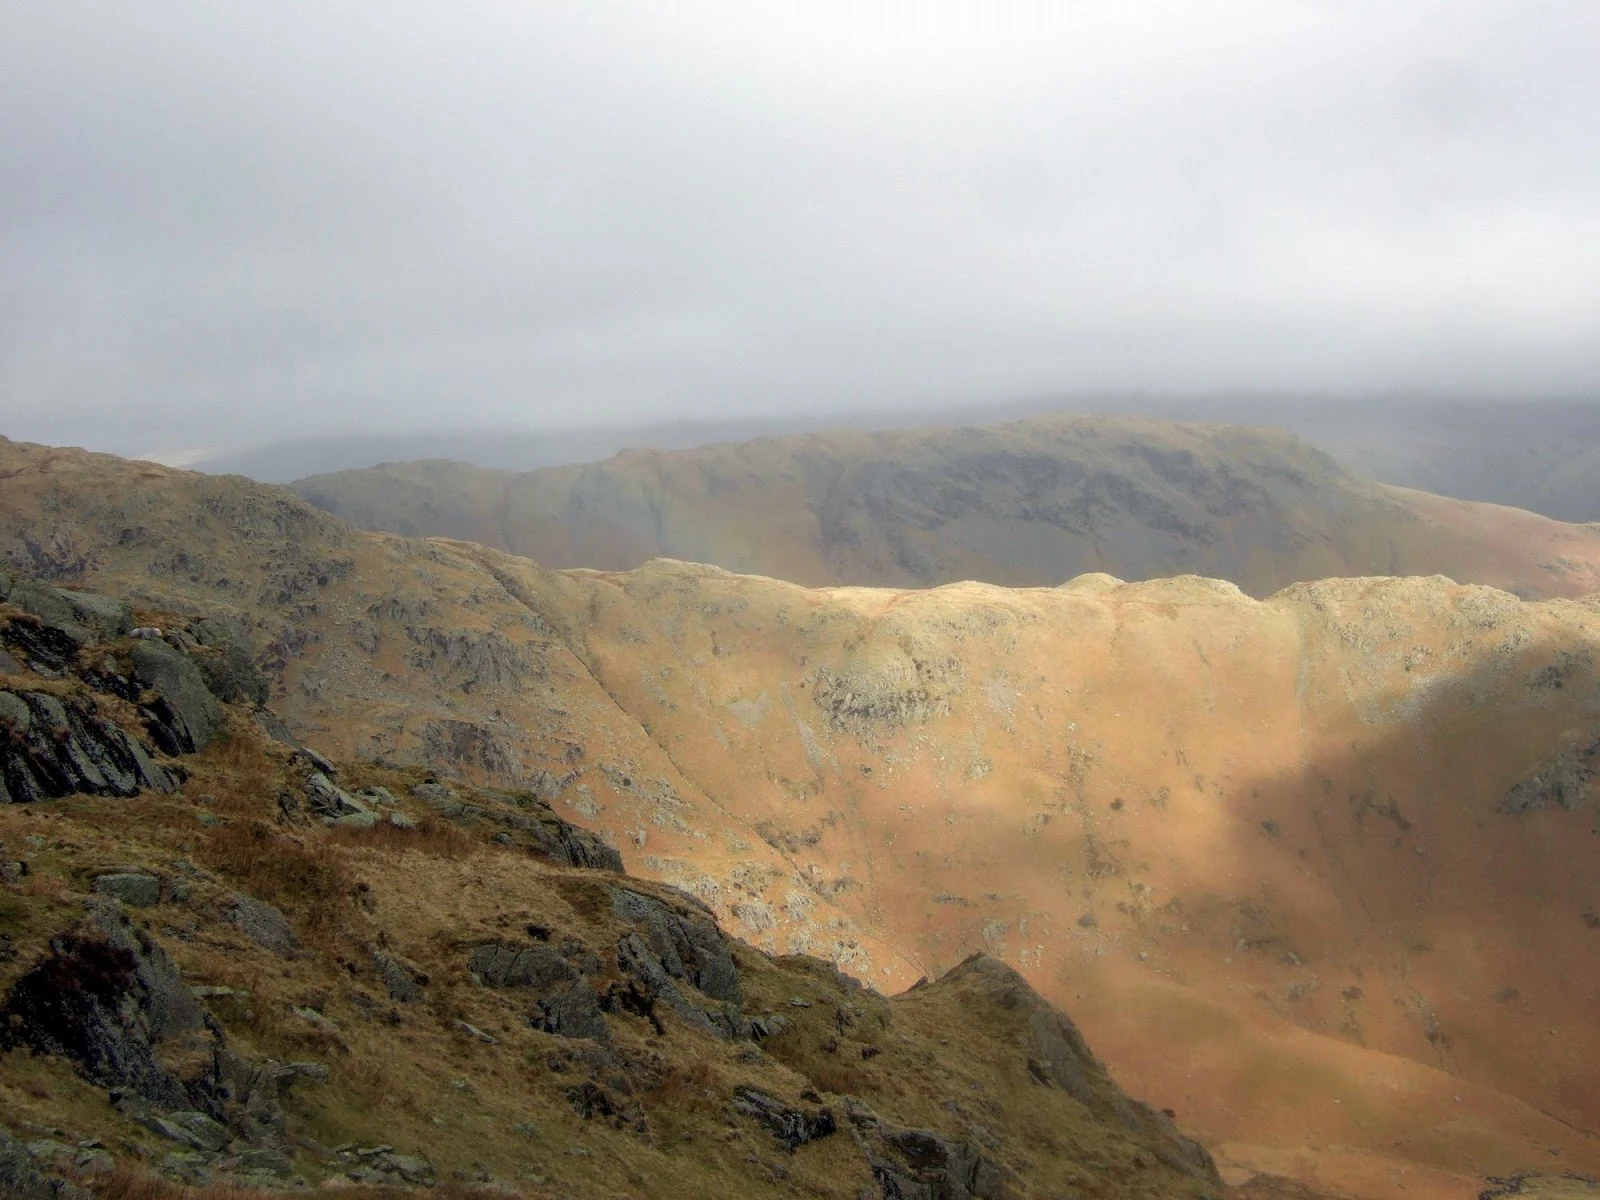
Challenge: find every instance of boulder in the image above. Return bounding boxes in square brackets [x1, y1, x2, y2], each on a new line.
[305, 771, 367, 817]
[469, 941, 579, 991]
[92, 872, 162, 907]
[130, 641, 224, 753]
[3, 578, 93, 644]
[535, 980, 609, 1041]
[56, 589, 133, 641]
[225, 894, 297, 955]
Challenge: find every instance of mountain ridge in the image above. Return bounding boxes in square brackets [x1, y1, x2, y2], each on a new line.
[287, 414, 1600, 600]
[4, 434, 1600, 1197]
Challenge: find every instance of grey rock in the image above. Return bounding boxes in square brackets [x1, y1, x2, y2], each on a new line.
[92, 872, 162, 907]
[0, 903, 208, 1112]
[469, 941, 580, 991]
[0, 1126, 62, 1200]
[304, 771, 367, 817]
[1501, 737, 1599, 814]
[731, 1086, 837, 1151]
[535, 980, 609, 1041]
[869, 1126, 1003, 1200]
[388, 811, 417, 831]
[225, 894, 297, 955]
[236, 1148, 294, 1179]
[384, 1153, 435, 1183]
[5, 578, 92, 644]
[0, 646, 23, 674]
[56, 589, 133, 641]
[295, 746, 338, 776]
[168, 1111, 230, 1153]
[0, 689, 176, 803]
[327, 810, 378, 830]
[131, 640, 224, 753]
[614, 930, 717, 1038]
[373, 950, 428, 1003]
[611, 886, 742, 1005]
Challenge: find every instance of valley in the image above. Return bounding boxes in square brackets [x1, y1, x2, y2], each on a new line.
[4, 434, 1600, 1196]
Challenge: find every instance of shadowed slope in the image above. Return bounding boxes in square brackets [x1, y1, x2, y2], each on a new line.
[291, 414, 1600, 599]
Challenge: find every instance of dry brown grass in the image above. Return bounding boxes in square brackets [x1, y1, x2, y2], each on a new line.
[325, 814, 475, 859]
[760, 1025, 875, 1097]
[86, 1169, 488, 1200]
[202, 820, 350, 936]
[648, 1057, 721, 1114]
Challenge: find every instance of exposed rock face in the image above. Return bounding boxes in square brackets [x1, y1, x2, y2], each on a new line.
[732, 1085, 837, 1151]
[225, 894, 297, 956]
[0, 903, 316, 1159]
[611, 886, 743, 1006]
[0, 574, 132, 645]
[0, 902, 207, 1110]
[129, 640, 225, 753]
[0, 689, 176, 802]
[1501, 735, 1600, 814]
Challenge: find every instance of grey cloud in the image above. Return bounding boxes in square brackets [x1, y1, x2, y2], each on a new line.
[1, 2, 1597, 460]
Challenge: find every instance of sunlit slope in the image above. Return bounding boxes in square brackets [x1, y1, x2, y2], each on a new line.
[292, 414, 1600, 599]
[7, 433, 1600, 1196]
[495, 555, 1600, 1195]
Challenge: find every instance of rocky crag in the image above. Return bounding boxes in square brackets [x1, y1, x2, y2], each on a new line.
[290, 414, 1600, 599]
[0, 572, 1219, 1198]
[6, 436, 1600, 1197]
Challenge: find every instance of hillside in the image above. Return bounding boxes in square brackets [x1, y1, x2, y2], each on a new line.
[4, 435, 1600, 1197]
[288, 415, 1600, 599]
[0, 578, 1219, 1198]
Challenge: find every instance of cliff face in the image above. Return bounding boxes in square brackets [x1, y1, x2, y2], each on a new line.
[6, 435, 1600, 1197]
[290, 414, 1600, 599]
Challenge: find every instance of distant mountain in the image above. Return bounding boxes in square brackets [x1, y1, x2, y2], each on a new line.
[5, 434, 1600, 1195]
[290, 413, 1600, 599]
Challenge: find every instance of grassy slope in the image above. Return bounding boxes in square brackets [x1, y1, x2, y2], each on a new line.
[6, 437, 1600, 1196]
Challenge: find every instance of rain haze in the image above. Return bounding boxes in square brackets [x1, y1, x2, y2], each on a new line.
[2, 2, 1598, 470]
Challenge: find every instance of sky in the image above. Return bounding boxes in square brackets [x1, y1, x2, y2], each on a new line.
[2, 2, 1598, 463]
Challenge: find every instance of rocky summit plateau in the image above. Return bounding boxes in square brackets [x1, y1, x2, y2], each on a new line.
[1, 430, 1600, 1200]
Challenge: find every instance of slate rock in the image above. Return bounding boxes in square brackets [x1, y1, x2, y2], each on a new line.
[0, 614, 83, 675]
[225, 894, 297, 955]
[469, 941, 578, 991]
[0, 689, 175, 803]
[611, 887, 742, 1005]
[304, 771, 367, 817]
[613, 930, 718, 1038]
[731, 1085, 837, 1151]
[92, 872, 162, 907]
[0, 902, 208, 1112]
[535, 980, 610, 1041]
[55, 589, 133, 641]
[130, 640, 224, 753]
[3, 578, 93, 644]
[0, 1126, 60, 1200]
[372, 950, 428, 1004]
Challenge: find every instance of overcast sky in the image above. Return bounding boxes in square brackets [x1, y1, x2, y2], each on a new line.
[2, 2, 1598, 462]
